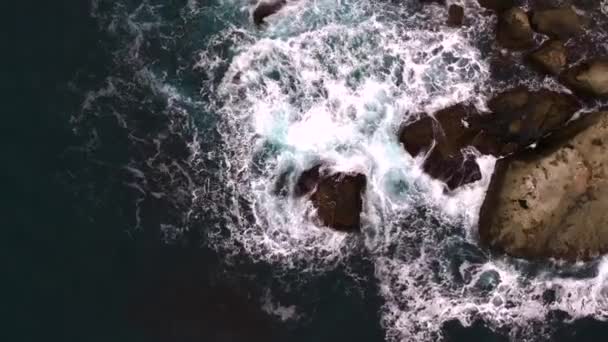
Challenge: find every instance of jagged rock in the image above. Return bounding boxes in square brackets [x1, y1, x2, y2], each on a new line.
[497, 8, 535, 50]
[531, 7, 584, 39]
[295, 166, 366, 231]
[562, 59, 608, 98]
[399, 104, 483, 189]
[478, 0, 518, 12]
[447, 5, 464, 27]
[528, 40, 567, 75]
[253, 0, 286, 25]
[487, 87, 580, 149]
[479, 112, 608, 260]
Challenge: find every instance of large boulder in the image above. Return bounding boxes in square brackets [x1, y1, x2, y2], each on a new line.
[531, 7, 584, 39]
[253, 0, 286, 25]
[528, 40, 567, 75]
[479, 112, 608, 260]
[399, 104, 484, 190]
[497, 8, 535, 50]
[295, 166, 366, 232]
[486, 87, 580, 149]
[562, 59, 608, 98]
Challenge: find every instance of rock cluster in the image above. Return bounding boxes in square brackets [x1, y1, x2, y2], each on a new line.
[405, 1, 608, 261]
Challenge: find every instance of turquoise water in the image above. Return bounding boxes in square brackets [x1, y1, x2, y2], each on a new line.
[7, 0, 608, 341]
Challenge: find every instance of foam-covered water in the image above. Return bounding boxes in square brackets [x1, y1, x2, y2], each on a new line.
[79, 0, 608, 340]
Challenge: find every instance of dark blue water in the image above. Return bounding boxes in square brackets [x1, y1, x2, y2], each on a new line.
[5, 1, 608, 341]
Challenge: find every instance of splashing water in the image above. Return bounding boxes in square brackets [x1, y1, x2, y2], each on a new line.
[81, 0, 608, 340]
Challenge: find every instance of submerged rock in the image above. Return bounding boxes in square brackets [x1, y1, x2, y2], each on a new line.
[562, 59, 608, 98]
[531, 7, 584, 39]
[479, 112, 608, 260]
[528, 40, 567, 75]
[497, 7, 535, 50]
[295, 166, 366, 232]
[253, 0, 286, 25]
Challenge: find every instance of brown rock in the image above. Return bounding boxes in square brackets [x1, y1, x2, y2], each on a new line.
[531, 7, 584, 39]
[497, 8, 535, 50]
[311, 172, 366, 232]
[399, 104, 484, 189]
[478, 0, 518, 12]
[528, 40, 567, 75]
[479, 112, 608, 260]
[447, 5, 464, 27]
[562, 59, 608, 98]
[487, 87, 580, 149]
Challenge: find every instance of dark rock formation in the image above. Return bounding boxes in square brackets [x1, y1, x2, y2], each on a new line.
[497, 8, 535, 50]
[562, 59, 608, 98]
[479, 112, 608, 260]
[311, 172, 366, 232]
[295, 166, 366, 232]
[399, 104, 483, 190]
[253, 0, 287, 25]
[477, 0, 518, 12]
[447, 5, 464, 27]
[528, 40, 567, 75]
[531, 7, 584, 39]
[486, 87, 580, 149]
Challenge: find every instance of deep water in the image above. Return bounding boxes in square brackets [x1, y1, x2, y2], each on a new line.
[5, 1, 608, 341]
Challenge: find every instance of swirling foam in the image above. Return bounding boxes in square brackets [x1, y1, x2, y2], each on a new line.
[81, 0, 608, 340]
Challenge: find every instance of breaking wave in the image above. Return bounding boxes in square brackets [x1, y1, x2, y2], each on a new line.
[78, 0, 608, 340]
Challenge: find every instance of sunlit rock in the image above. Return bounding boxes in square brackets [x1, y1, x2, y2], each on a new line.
[562, 58, 608, 98]
[479, 112, 608, 260]
[531, 6, 585, 39]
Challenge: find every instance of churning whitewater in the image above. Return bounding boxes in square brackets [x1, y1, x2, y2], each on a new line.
[80, 0, 608, 341]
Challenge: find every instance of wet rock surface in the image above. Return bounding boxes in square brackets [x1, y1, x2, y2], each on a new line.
[295, 166, 366, 232]
[399, 104, 484, 190]
[479, 112, 608, 260]
[497, 7, 535, 50]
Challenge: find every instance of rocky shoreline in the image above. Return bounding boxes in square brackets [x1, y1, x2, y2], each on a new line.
[258, 1, 608, 261]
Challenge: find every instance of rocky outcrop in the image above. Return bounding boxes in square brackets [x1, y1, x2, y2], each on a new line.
[479, 112, 608, 260]
[528, 40, 567, 75]
[399, 104, 484, 190]
[253, 0, 286, 25]
[531, 7, 584, 39]
[497, 8, 535, 50]
[295, 166, 366, 232]
[562, 59, 608, 98]
[447, 5, 464, 27]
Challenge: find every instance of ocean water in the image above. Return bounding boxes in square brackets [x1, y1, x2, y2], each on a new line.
[7, 0, 608, 341]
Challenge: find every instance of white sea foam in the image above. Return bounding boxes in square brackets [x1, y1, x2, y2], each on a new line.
[85, 0, 608, 340]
